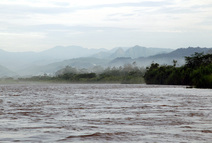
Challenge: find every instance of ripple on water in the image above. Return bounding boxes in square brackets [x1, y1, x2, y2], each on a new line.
[0, 84, 211, 142]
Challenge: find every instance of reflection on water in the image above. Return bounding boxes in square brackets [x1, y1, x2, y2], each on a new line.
[0, 84, 211, 142]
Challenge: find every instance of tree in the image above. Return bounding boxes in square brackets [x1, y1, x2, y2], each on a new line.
[173, 60, 177, 67]
[144, 53, 212, 88]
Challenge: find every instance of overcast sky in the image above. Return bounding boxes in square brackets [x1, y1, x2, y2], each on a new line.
[0, 0, 212, 52]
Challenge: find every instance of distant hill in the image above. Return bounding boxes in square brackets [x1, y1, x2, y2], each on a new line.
[109, 48, 126, 59]
[0, 49, 37, 71]
[92, 45, 173, 59]
[109, 47, 212, 67]
[0, 46, 106, 74]
[206, 49, 212, 54]
[0, 46, 211, 77]
[109, 57, 133, 66]
[0, 65, 17, 77]
[18, 57, 110, 76]
[149, 47, 210, 58]
[143, 47, 212, 65]
[39, 46, 106, 60]
[125, 45, 172, 58]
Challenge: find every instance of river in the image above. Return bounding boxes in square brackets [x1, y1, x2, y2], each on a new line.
[0, 84, 211, 142]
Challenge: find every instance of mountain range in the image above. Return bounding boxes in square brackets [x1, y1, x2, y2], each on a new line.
[93, 45, 173, 59]
[0, 45, 211, 77]
[109, 47, 212, 67]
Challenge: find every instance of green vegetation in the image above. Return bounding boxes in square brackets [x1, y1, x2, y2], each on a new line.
[97, 65, 145, 84]
[18, 64, 145, 84]
[3, 52, 211, 88]
[144, 52, 212, 88]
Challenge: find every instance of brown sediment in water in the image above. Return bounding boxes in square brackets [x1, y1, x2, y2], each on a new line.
[0, 84, 211, 142]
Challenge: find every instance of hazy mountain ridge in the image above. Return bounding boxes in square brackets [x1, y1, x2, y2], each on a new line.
[19, 57, 110, 76]
[29, 47, 211, 76]
[40, 46, 107, 60]
[0, 64, 17, 77]
[0, 46, 106, 73]
[92, 45, 173, 59]
[0, 46, 211, 77]
[125, 45, 173, 58]
[149, 47, 211, 58]
[29, 46, 173, 75]
[109, 47, 212, 67]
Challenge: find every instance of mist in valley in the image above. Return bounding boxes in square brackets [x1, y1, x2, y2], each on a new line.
[1, 45, 211, 79]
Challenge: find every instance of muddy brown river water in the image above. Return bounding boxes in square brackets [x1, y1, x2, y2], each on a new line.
[0, 84, 211, 142]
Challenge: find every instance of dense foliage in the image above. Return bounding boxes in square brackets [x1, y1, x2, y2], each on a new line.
[14, 52, 212, 88]
[144, 53, 212, 88]
[19, 64, 145, 84]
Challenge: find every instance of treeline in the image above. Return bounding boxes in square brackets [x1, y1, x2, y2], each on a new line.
[19, 64, 145, 84]
[17, 52, 212, 88]
[144, 52, 212, 88]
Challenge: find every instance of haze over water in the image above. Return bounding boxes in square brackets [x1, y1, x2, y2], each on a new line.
[0, 84, 211, 142]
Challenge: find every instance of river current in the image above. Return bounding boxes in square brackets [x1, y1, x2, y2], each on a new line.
[0, 84, 211, 142]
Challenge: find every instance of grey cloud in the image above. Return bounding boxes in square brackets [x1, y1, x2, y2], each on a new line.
[156, 4, 212, 15]
[1, 1, 211, 16]
[0, 4, 74, 15]
[28, 24, 129, 31]
[53, 2, 70, 7]
[0, 1, 172, 16]
[85, 1, 172, 9]
[157, 7, 195, 14]
[3, 24, 130, 34]
[191, 3, 212, 9]
[200, 17, 212, 26]
[157, 2, 212, 14]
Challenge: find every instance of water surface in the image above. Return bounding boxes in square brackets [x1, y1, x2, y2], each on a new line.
[0, 84, 211, 142]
